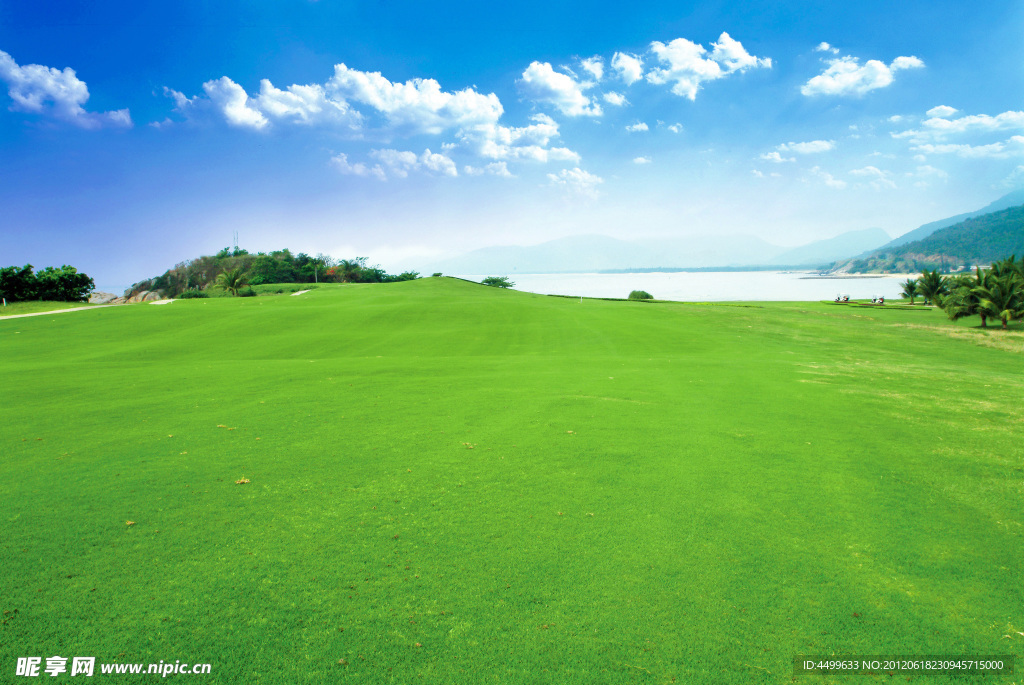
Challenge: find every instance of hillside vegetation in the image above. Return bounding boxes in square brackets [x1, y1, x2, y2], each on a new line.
[844, 204, 1024, 273]
[2, 278, 1022, 683]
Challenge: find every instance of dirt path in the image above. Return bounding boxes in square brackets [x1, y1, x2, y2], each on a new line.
[0, 300, 175, 321]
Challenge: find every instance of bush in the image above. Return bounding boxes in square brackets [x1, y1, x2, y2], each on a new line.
[178, 290, 209, 299]
[432, 272, 443, 277]
[628, 290, 653, 300]
[481, 276, 514, 289]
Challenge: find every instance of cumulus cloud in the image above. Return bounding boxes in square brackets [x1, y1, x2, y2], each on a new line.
[0, 49, 131, 129]
[633, 156, 651, 164]
[464, 161, 513, 177]
[625, 121, 648, 132]
[579, 56, 604, 81]
[611, 52, 644, 84]
[668, 123, 683, 133]
[926, 105, 958, 118]
[850, 165, 896, 189]
[328, 64, 502, 134]
[370, 148, 458, 178]
[459, 113, 580, 163]
[202, 77, 270, 129]
[912, 138, 1024, 159]
[518, 61, 601, 116]
[802, 52, 924, 97]
[777, 139, 834, 154]
[815, 42, 840, 54]
[547, 167, 603, 197]
[603, 91, 628, 106]
[760, 151, 794, 163]
[646, 32, 771, 100]
[331, 152, 386, 180]
[810, 166, 847, 189]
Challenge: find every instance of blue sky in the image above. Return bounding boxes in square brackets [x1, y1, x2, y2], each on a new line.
[2, 0, 1023, 289]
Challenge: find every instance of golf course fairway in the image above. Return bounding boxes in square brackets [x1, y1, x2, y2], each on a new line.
[2, 277, 1022, 683]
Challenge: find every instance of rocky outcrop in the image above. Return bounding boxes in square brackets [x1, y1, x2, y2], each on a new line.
[88, 291, 118, 304]
[108, 290, 165, 305]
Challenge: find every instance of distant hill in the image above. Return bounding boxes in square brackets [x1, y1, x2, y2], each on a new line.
[879, 188, 1024, 250]
[842, 204, 1024, 273]
[427, 229, 888, 275]
[769, 228, 890, 266]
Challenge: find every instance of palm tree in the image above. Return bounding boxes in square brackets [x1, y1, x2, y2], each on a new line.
[974, 272, 1023, 329]
[215, 267, 249, 296]
[336, 258, 366, 284]
[916, 269, 948, 306]
[899, 278, 918, 304]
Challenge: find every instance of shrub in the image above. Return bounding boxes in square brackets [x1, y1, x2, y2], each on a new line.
[432, 272, 443, 277]
[481, 276, 514, 289]
[178, 290, 209, 299]
[628, 290, 653, 301]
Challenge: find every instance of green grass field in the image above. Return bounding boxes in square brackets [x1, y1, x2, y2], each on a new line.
[1, 278, 1022, 683]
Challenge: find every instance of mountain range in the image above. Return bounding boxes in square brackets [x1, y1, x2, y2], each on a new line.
[426, 189, 1024, 275]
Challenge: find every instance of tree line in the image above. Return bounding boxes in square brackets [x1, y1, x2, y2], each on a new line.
[900, 255, 1024, 328]
[131, 247, 419, 298]
[0, 264, 94, 303]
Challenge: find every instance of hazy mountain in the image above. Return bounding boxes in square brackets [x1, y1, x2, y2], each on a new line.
[425, 229, 886, 274]
[769, 228, 890, 266]
[880, 188, 1024, 250]
[426, 234, 792, 274]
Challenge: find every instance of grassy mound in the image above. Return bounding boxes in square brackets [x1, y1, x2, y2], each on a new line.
[1, 277, 1021, 683]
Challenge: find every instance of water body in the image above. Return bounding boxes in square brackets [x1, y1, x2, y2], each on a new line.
[458, 271, 914, 302]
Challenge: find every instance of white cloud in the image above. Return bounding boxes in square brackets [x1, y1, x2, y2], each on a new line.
[602, 91, 628, 106]
[850, 165, 896, 189]
[202, 77, 269, 129]
[464, 161, 513, 177]
[646, 32, 771, 100]
[801, 53, 924, 97]
[914, 164, 948, 178]
[888, 115, 903, 122]
[1001, 165, 1024, 188]
[760, 151, 795, 163]
[518, 61, 601, 116]
[926, 105, 958, 118]
[328, 63, 502, 134]
[815, 42, 840, 55]
[547, 167, 603, 197]
[668, 123, 683, 133]
[626, 121, 648, 132]
[777, 139, 834, 154]
[611, 52, 644, 84]
[254, 79, 359, 127]
[919, 110, 1024, 136]
[330, 152, 386, 180]
[579, 56, 604, 81]
[633, 156, 651, 164]
[0, 50, 131, 129]
[460, 113, 580, 163]
[911, 139, 1024, 159]
[751, 169, 764, 177]
[368, 148, 459, 178]
[810, 166, 847, 189]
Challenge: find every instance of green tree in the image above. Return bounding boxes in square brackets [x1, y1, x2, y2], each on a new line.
[943, 267, 990, 326]
[974, 272, 1023, 329]
[899, 278, 918, 304]
[215, 267, 250, 296]
[35, 265, 94, 302]
[916, 269, 948, 306]
[628, 290, 653, 300]
[0, 264, 37, 301]
[481, 276, 514, 288]
[336, 258, 367, 283]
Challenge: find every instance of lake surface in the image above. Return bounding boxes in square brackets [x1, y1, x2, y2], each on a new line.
[458, 271, 914, 302]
